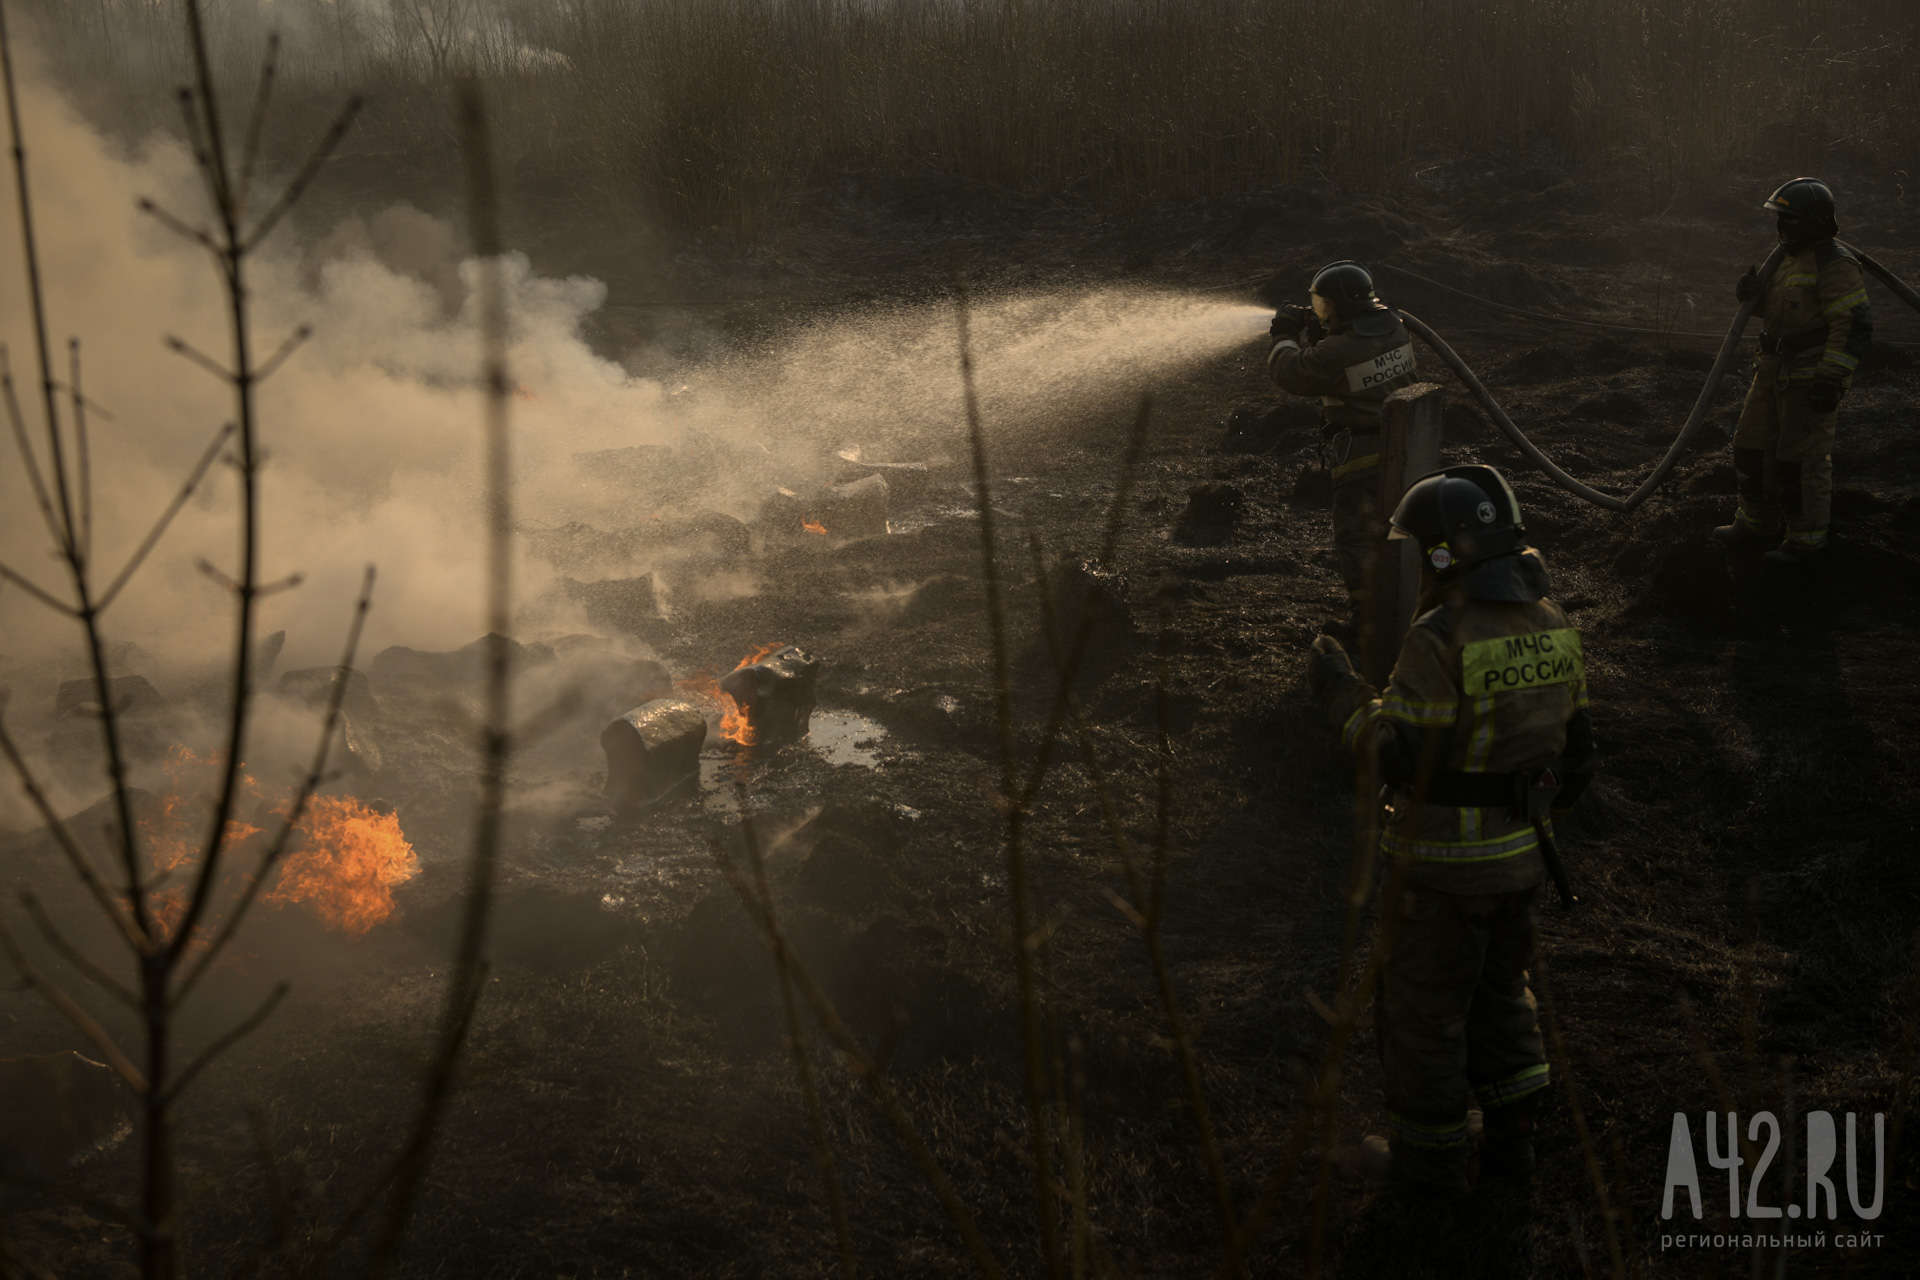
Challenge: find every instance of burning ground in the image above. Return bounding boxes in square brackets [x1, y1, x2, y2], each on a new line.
[5, 149, 1920, 1277]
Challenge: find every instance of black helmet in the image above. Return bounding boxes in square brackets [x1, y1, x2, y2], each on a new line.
[1388, 464, 1547, 602]
[1761, 177, 1837, 248]
[1310, 260, 1397, 336]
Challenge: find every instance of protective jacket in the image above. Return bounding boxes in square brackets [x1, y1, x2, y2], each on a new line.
[1268, 312, 1418, 479]
[1753, 241, 1872, 388]
[1319, 553, 1595, 896]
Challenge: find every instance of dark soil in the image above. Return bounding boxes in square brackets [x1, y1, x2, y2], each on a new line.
[6, 155, 1920, 1279]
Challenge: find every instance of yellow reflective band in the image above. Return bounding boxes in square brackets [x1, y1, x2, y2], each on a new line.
[1824, 288, 1869, 316]
[1460, 628, 1584, 696]
[1821, 349, 1859, 370]
[1341, 705, 1371, 748]
[1783, 273, 1818, 286]
[1479, 1064, 1550, 1104]
[1382, 825, 1542, 863]
[1331, 452, 1381, 480]
[1381, 695, 1456, 726]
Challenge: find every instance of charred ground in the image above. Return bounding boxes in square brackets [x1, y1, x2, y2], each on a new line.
[5, 157, 1920, 1278]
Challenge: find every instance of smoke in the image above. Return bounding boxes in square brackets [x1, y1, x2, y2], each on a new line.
[0, 57, 1265, 822]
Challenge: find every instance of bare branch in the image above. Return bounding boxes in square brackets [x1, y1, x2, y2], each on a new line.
[1, 352, 67, 552]
[18, 890, 138, 1008]
[0, 717, 146, 952]
[243, 95, 364, 253]
[170, 982, 288, 1098]
[98, 420, 235, 611]
[0, 0, 81, 558]
[254, 324, 312, 384]
[164, 334, 237, 384]
[365, 82, 507, 1272]
[176, 566, 376, 1002]
[235, 34, 280, 220]
[0, 559, 77, 616]
[951, 259, 1062, 1279]
[135, 197, 220, 256]
[712, 841, 1005, 1280]
[738, 800, 856, 1279]
[180, 2, 236, 228]
[195, 558, 241, 593]
[68, 340, 92, 563]
[0, 913, 147, 1092]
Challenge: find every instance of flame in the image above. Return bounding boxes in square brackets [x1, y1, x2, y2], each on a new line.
[675, 643, 789, 746]
[801, 519, 827, 535]
[265, 796, 419, 935]
[135, 746, 418, 939]
[139, 746, 263, 944]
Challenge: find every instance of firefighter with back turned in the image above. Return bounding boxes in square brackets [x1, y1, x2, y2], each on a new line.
[1268, 261, 1419, 640]
[1715, 177, 1873, 564]
[1305, 464, 1597, 1195]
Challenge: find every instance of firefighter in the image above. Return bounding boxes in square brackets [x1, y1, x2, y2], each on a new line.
[1305, 464, 1596, 1195]
[1714, 177, 1872, 564]
[1269, 261, 1419, 637]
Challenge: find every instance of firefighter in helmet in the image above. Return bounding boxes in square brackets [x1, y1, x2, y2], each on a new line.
[1715, 178, 1872, 563]
[1269, 261, 1419, 636]
[1306, 464, 1596, 1194]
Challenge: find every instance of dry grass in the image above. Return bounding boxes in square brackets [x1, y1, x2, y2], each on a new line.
[20, 0, 1920, 241]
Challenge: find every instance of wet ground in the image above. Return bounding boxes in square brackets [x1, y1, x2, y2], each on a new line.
[5, 158, 1920, 1277]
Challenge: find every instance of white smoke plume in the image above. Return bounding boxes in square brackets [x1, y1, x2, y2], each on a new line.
[0, 53, 1266, 821]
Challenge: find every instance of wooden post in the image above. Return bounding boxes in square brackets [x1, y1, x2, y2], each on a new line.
[1360, 382, 1445, 687]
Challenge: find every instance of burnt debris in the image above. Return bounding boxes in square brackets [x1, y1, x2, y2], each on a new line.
[719, 645, 821, 745]
[600, 697, 708, 807]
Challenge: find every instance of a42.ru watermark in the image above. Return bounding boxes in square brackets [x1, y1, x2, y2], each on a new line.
[1659, 1111, 1889, 1252]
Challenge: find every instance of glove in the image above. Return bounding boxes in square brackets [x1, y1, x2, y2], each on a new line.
[1306, 634, 1356, 702]
[1805, 378, 1843, 414]
[1735, 265, 1761, 304]
[1304, 312, 1328, 345]
[1270, 304, 1312, 344]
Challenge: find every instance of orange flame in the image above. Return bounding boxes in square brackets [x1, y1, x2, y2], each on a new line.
[801, 519, 827, 535]
[136, 746, 418, 939]
[265, 796, 419, 934]
[675, 642, 789, 746]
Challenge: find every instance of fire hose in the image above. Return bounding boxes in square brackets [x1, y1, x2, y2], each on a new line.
[1387, 241, 1920, 514]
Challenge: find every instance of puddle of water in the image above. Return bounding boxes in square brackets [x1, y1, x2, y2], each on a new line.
[807, 709, 888, 768]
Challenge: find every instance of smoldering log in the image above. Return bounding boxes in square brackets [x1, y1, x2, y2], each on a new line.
[816, 474, 889, 537]
[719, 645, 820, 745]
[601, 698, 707, 806]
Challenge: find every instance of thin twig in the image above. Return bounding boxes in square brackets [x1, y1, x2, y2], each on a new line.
[243, 96, 364, 253]
[1028, 528, 1236, 1246]
[365, 79, 509, 1272]
[0, 913, 146, 1091]
[175, 568, 375, 1002]
[135, 198, 221, 256]
[0, 352, 65, 553]
[18, 890, 138, 1008]
[98, 421, 235, 611]
[0, 717, 144, 951]
[68, 340, 92, 562]
[169, 982, 289, 1098]
[952, 258, 1061, 1280]
[738, 801, 857, 1280]
[711, 844, 1006, 1280]
[163, 334, 236, 384]
[235, 34, 280, 219]
[254, 325, 312, 384]
[0, 560, 76, 616]
[1535, 945, 1628, 1280]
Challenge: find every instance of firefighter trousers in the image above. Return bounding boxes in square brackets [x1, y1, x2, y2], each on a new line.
[1732, 365, 1837, 544]
[1378, 879, 1550, 1183]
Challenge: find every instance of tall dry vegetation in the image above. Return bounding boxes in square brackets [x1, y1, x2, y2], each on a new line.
[21, 0, 1920, 241]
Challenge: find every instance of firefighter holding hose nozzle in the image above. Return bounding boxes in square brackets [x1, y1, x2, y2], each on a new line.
[1715, 177, 1873, 564]
[1268, 261, 1419, 640]
[1305, 465, 1597, 1196]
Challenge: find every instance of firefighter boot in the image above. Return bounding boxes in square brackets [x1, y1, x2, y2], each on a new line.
[1480, 1104, 1537, 1180]
[1712, 510, 1779, 550]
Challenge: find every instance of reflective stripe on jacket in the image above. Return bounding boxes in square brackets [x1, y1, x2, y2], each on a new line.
[1756, 242, 1873, 385]
[1325, 587, 1590, 895]
[1268, 313, 1418, 429]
